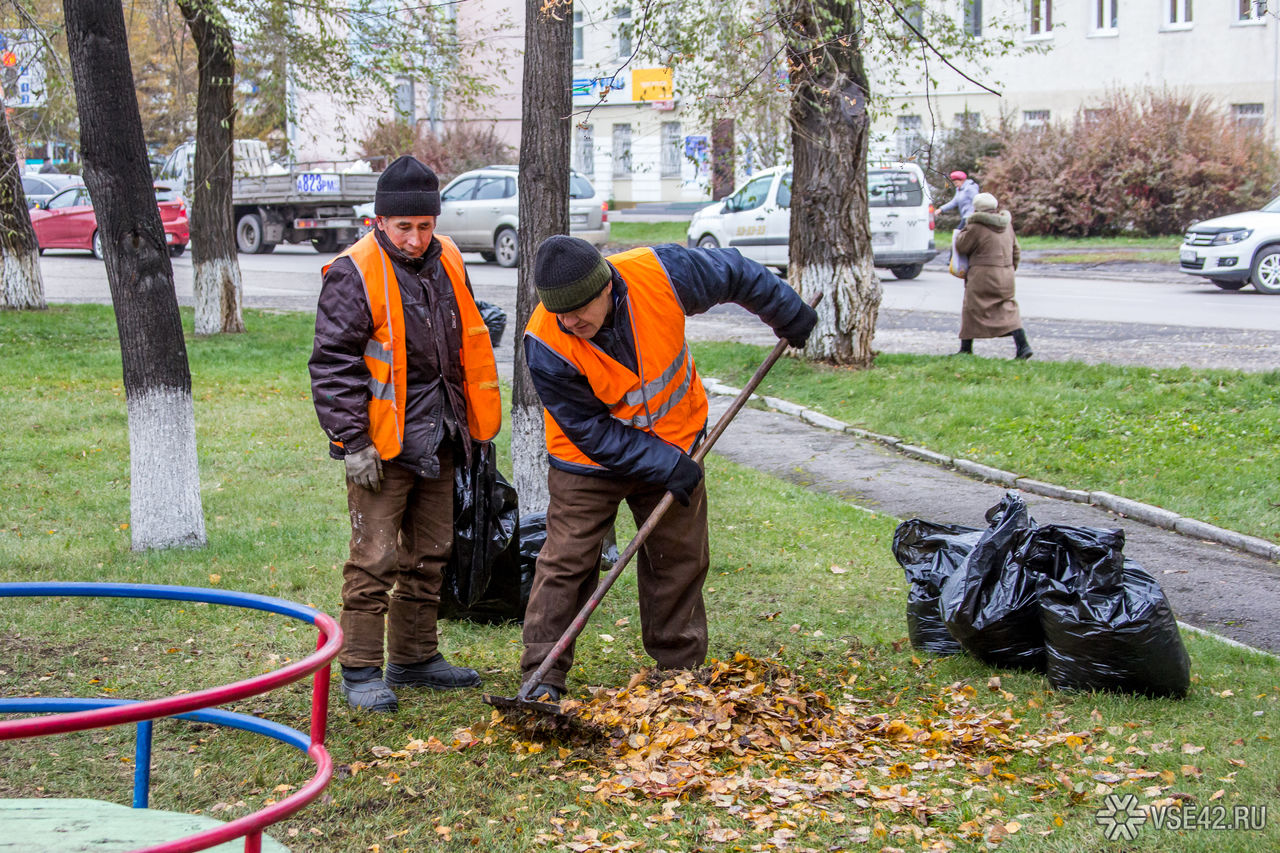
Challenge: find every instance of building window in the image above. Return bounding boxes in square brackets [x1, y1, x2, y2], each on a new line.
[963, 0, 983, 36]
[1240, 0, 1266, 20]
[895, 115, 924, 160]
[1234, 103, 1265, 131]
[1023, 109, 1050, 127]
[393, 79, 414, 122]
[953, 111, 982, 130]
[660, 122, 681, 178]
[1168, 0, 1192, 24]
[575, 124, 594, 177]
[1028, 0, 1053, 35]
[1083, 108, 1112, 124]
[1093, 0, 1118, 31]
[612, 123, 632, 177]
[573, 9, 584, 62]
[902, 1, 924, 32]
[615, 3, 632, 58]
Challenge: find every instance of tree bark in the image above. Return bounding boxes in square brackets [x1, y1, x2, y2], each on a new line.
[63, 0, 207, 550]
[178, 0, 245, 335]
[786, 0, 880, 366]
[512, 0, 573, 514]
[0, 107, 45, 310]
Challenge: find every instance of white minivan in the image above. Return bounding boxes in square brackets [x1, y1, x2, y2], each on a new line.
[685, 162, 938, 279]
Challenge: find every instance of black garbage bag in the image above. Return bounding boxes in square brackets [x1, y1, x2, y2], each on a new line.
[439, 442, 522, 623]
[892, 519, 983, 655]
[515, 511, 547, 607]
[475, 300, 507, 348]
[940, 492, 1046, 670]
[1020, 525, 1191, 697]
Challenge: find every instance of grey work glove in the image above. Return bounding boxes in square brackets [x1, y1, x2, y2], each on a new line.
[344, 444, 383, 492]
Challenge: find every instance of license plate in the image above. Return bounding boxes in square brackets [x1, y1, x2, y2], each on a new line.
[295, 173, 340, 194]
[570, 213, 588, 225]
[1180, 249, 1197, 263]
[871, 232, 895, 247]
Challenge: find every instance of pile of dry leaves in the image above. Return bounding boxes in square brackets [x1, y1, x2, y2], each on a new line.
[351, 654, 1188, 850]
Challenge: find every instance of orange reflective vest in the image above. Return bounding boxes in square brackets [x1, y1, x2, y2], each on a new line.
[324, 232, 501, 458]
[525, 247, 707, 469]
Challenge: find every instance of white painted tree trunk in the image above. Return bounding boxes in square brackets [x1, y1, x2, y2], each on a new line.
[1, 248, 46, 309]
[127, 387, 207, 550]
[511, 400, 549, 515]
[192, 257, 244, 335]
[796, 254, 880, 363]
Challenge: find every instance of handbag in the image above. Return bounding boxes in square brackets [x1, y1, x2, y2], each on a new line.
[949, 230, 969, 278]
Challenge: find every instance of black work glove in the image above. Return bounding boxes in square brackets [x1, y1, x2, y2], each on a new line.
[344, 444, 383, 492]
[664, 454, 703, 507]
[776, 302, 818, 349]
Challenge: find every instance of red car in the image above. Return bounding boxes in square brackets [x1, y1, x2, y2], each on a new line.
[30, 183, 190, 258]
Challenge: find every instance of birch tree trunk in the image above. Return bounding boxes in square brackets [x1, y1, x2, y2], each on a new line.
[64, 0, 207, 550]
[512, 0, 573, 514]
[0, 107, 45, 310]
[786, 0, 880, 366]
[178, 0, 245, 335]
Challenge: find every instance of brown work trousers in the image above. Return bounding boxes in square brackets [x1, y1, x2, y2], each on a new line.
[520, 466, 710, 690]
[338, 453, 454, 669]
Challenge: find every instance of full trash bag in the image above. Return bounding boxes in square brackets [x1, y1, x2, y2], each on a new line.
[892, 519, 983, 655]
[439, 442, 522, 623]
[939, 493, 1046, 670]
[475, 300, 507, 347]
[1019, 525, 1191, 697]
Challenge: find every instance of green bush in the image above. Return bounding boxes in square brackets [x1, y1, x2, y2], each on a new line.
[981, 89, 1280, 236]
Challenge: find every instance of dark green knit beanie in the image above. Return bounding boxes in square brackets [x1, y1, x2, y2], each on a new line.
[534, 235, 611, 313]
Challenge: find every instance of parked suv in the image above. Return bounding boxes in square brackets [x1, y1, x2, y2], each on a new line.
[1179, 197, 1280, 294]
[685, 162, 938, 278]
[437, 165, 609, 267]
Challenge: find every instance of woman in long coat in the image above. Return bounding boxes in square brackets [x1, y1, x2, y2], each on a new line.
[953, 192, 1033, 359]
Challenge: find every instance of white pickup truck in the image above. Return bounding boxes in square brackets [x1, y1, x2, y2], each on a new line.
[157, 139, 379, 254]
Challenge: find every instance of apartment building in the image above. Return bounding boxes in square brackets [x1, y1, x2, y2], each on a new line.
[874, 0, 1278, 159]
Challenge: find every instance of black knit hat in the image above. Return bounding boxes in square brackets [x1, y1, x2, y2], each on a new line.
[534, 235, 612, 313]
[375, 155, 441, 217]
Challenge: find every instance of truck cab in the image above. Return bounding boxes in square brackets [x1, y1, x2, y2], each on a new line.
[157, 140, 377, 254]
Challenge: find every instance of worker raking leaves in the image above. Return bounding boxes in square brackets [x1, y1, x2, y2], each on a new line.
[516, 235, 817, 704]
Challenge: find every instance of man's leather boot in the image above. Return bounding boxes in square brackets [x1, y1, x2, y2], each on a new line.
[385, 653, 482, 690]
[341, 665, 398, 712]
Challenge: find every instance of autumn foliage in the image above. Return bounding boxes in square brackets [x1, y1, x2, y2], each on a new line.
[979, 90, 1280, 237]
[360, 120, 517, 183]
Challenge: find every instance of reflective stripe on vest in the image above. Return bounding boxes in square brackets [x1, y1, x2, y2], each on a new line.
[323, 232, 502, 458]
[525, 246, 708, 469]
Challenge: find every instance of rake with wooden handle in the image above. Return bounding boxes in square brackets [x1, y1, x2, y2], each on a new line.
[483, 291, 822, 720]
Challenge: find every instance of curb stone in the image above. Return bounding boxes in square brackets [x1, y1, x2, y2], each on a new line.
[701, 376, 1280, 564]
[1015, 477, 1091, 503]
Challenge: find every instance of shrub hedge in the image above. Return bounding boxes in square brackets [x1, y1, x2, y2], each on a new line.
[978, 90, 1280, 236]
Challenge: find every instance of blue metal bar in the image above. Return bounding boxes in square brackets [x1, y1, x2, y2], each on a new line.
[0, 582, 325, 626]
[133, 719, 153, 808]
[0, 699, 312, 753]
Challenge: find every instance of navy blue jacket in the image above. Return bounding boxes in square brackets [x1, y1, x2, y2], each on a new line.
[523, 244, 811, 485]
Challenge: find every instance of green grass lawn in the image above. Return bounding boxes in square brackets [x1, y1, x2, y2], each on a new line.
[692, 343, 1280, 546]
[614, 222, 1182, 262]
[2, 307, 1279, 852]
[607, 221, 690, 247]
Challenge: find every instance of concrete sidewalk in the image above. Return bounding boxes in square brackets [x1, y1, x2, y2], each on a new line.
[701, 389, 1280, 656]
